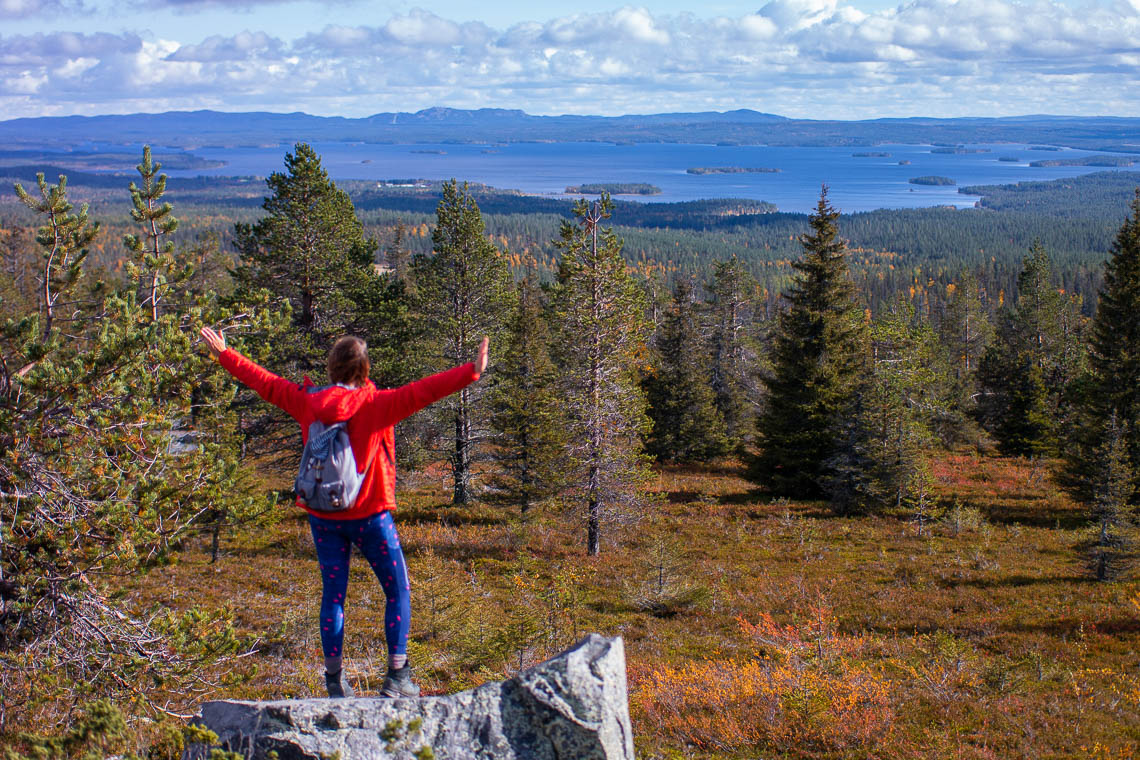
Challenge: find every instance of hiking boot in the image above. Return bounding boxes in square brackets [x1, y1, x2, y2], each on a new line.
[325, 669, 355, 698]
[380, 664, 420, 698]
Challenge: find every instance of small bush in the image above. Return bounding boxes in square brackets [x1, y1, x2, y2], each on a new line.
[630, 608, 894, 755]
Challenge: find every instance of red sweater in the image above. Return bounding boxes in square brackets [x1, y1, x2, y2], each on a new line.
[219, 349, 479, 520]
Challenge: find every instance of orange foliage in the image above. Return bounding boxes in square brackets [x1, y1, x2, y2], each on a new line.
[630, 605, 894, 757]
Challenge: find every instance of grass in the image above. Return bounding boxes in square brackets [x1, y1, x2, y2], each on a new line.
[10, 453, 1139, 759]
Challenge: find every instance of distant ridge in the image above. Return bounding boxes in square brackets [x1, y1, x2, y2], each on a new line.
[0, 107, 1136, 152]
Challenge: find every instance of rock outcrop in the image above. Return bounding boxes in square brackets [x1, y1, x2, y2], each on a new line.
[184, 634, 634, 760]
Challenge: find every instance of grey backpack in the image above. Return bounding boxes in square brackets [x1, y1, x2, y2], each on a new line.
[294, 386, 367, 512]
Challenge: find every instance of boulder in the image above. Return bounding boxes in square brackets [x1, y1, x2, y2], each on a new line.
[184, 634, 635, 760]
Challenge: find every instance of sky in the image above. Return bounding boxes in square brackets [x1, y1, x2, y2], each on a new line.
[1, 0, 1138, 120]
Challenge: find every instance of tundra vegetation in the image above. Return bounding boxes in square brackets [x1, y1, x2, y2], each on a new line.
[0, 144, 1139, 759]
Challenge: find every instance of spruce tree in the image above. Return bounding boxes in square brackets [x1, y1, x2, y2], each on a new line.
[1083, 414, 1136, 581]
[750, 188, 868, 498]
[645, 280, 729, 462]
[489, 274, 569, 512]
[940, 271, 993, 383]
[548, 195, 651, 555]
[1066, 193, 1140, 503]
[825, 301, 946, 515]
[980, 243, 1086, 456]
[411, 180, 514, 504]
[706, 257, 763, 451]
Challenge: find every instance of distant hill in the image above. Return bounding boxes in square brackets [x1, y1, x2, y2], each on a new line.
[2, 108, 1139, 153]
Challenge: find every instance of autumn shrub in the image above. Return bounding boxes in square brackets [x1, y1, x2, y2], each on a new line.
[630, 603, 894, 757]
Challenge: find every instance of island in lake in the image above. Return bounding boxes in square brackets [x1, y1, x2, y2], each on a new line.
[998, 156, 1021, 162]
[565, 183, 662, 195]
[898, 160, 912, 165]
[1029, 156, 1135, 168]
[909, 175, 956, 186]
[853, 152, 892, 158]
[930, 147, 991, 154]
[686, 166, 781, 174]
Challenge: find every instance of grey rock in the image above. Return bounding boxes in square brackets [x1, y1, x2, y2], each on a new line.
[184, 634, 635, 760]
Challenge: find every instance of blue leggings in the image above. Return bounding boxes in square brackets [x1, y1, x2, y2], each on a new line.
[308, 511, 410, 660]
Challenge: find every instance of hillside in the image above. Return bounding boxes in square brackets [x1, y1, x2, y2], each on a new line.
[109, 454, 1140, 759]
[2, 108, 1140, 151]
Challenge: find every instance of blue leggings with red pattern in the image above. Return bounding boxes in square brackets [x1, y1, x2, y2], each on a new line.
[308, 511, 410, 660]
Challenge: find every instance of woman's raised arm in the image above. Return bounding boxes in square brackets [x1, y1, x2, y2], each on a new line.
[360, 337, 488, 430]
[200, 326, 309, 421]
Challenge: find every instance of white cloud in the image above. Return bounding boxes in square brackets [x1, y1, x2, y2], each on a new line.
[166, 31, 281, 62]
[0, 0, 87, 19]
[2, 1, 1140, 118]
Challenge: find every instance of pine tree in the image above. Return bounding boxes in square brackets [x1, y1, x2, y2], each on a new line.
[13, 173, 99, 339]
[489, 274, 569, 512]
[1066, 193, 1140, 503]
[645, 280, 729, 462]
[232, 142, 384, 374]
[123, 146, 187, 322]
[411, 180, 514, 504]
[750, 187, 868, 498]
[229, 144, 407, 467]
[548, 195, 651, 555]
[706, 257, 763, 451]
[3, 172, 275, 707]
[386, 221, 411, 283]
[1083, 414, 1136, 581]
[935, 271, 993, 444]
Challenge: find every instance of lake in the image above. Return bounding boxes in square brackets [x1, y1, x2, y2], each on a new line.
[163, 141, 1136, 214]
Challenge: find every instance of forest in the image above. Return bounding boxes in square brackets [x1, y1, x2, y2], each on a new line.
[0, 143, 1139, 760]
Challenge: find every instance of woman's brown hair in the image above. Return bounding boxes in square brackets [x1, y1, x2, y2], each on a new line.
[327, 336, 370, 387]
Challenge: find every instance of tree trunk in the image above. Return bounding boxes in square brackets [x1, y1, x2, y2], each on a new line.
[587, 490, 601, 556]
[452, 394, 471, 504]
[210, 512, 223, 563]
[301, 288, 313, 327]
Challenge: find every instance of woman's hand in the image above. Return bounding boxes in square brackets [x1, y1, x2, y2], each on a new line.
[200, 327, 227, 360]
[475, 336, 489, 377]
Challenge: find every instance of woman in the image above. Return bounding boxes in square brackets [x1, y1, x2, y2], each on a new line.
[200, 326, 488, 699]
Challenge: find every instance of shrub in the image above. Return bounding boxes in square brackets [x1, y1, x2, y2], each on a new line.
[630, 607, 894, 756]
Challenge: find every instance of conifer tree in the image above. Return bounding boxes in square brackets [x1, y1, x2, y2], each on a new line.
[1066, 193, 1140, 503]
[645, 280, 729, 462]
[412, 180, 514, 504]
[549, 195, 651, 555]
[489, 274, 568, 512]
[123, 146, 187, 322]
[706, 257, 763, 451]
[229, 144, 407, 467]
[825, 301, 946, 514]
[750, 188, 868, 497]
[386, 221, 411, 283]
[979, 243, 1086, 456]
[232, 143, 386, 374]
[3, 172, 276, 707]
[936, 271, 993, 444]
[940, 271, 993, 383]
[13, 173, 98, 339]
[1083, 414, 1136, 581]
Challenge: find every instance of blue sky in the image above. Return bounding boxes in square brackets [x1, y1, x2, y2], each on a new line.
[2, 0, 1138, 119]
